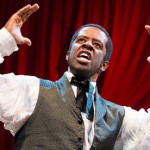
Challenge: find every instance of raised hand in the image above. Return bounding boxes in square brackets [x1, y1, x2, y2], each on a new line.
[145, 25, 150, 35]
[4, 4, 39, 46]
[145, 25, 150, 63]
[147, 56, 150, 63]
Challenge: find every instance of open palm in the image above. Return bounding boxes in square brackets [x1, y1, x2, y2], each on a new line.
[4, 4, 39, 46]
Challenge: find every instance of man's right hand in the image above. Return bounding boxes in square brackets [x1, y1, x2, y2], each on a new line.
[4, 4, 39, 46]
[145, 25, 150, 63]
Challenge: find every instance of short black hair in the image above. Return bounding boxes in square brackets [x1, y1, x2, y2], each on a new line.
[68, 24, 113, 61]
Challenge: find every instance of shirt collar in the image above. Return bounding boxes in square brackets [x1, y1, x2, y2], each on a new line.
[65, 71, 96, 89]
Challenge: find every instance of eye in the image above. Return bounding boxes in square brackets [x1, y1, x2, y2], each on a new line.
[93, 42, 103, 49]
[77, 37, 86, 43]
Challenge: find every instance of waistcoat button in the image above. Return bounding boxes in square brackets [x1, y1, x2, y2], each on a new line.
[78, 120, 83, 124]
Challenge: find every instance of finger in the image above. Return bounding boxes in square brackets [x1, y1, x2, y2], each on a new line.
[16, 4, 39, 22]
[147, 56, 150, 63]
[21, 4, 39, 23]
[145, 25, 150, 35]
[16, 4, 32, 17]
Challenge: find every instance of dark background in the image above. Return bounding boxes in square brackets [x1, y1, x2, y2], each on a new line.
[0, 0, 150, 149]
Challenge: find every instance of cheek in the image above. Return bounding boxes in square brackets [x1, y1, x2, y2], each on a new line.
[68, 51, 76, 65]
[68, 51, 75, 61]
[68, 45, 79, 60]
[94, 52, 105, 64]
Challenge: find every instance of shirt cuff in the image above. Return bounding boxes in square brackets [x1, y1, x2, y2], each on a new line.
[0, 53, 4, 63]
[0, 27, 18, 63]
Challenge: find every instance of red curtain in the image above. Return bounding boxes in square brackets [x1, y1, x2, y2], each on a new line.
[0, 0, 150, 149]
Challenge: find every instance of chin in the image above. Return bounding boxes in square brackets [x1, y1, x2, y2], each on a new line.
[70, 67, 96, 80]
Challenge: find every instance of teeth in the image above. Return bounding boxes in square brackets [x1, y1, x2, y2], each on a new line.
[80, 53, 89, 59]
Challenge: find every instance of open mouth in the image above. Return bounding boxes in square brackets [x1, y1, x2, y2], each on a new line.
[79, 53, 90, 60]
[77, 51, 91, 63]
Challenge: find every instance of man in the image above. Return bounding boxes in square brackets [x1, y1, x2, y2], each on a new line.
[0, 4, 150, 150]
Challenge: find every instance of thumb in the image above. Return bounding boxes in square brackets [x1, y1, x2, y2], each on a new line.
[22, 37, 32, 46]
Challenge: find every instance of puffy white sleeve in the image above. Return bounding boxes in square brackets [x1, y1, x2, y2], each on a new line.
[114, 106, 150, 150]
[0, 27, 18, 63]
[0, 73, 40, 136]
[0, 27, 40, 135]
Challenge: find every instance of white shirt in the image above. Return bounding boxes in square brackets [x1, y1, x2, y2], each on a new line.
[0, 27, 150, 150]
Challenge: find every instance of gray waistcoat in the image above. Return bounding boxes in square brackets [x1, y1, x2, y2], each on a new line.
[15, 74, 125, 150]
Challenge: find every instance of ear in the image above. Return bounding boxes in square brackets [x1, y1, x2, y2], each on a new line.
[66, 51, 70, 61]
[100, 61, 109, 72]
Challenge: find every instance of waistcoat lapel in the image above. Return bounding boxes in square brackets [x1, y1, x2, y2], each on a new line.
[92, 88, 125, 150]
[56, 74, 82, 119]
[56, 74, 75, 104]
[94, 88, 107, 124]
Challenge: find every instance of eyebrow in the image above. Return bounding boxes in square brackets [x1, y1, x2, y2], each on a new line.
[77, 35, 104, 45]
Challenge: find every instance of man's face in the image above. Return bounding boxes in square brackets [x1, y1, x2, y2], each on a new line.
[67, 27, 109, 81]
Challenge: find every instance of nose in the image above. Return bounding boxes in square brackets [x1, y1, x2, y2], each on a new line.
[82, 41, 94, 51]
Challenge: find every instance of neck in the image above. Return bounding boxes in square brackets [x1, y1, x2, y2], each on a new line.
[67, 68, 98, 82]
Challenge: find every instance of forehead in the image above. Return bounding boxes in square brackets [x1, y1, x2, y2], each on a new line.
[77, 27, 108, 43]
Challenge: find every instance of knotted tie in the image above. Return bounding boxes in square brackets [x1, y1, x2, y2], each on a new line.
[70, 77, 94, 121]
